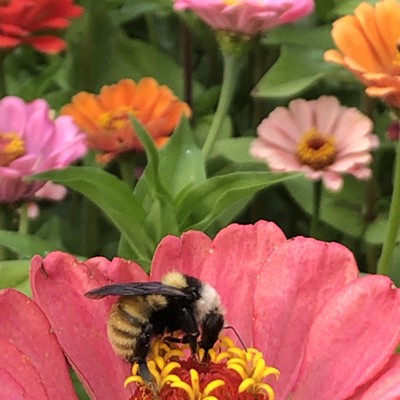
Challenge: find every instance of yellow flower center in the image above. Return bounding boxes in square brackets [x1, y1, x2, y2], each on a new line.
[0, 133, 26, 166]
[224, 0, 241, 5]
[99, 107, 134, 131]
[296, 127, 336, 170]
[125, 336, 279, 400]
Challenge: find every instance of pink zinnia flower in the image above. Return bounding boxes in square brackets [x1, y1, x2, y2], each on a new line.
[250, 96, 379, 191]
[0, 96, 87, 203]
[173, 0, 315, 36]
[1, 221, 396, 399]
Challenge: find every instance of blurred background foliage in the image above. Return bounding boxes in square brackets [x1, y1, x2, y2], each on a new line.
[3, 0, 398, 291]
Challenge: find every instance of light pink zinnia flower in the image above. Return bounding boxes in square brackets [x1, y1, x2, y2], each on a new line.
[0, 96, 87, 203]
[250, 96, 379, 191]
[174, 0, 315, 36]
[6, 221, 397, 399]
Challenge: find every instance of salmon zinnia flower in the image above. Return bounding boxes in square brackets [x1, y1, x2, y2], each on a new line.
[61, 78, 191, 163]
[324, 0, 400, 108]
[0, 0, 83, 54]
[19, 221, 400, 400]
[250, 96, 379, 191]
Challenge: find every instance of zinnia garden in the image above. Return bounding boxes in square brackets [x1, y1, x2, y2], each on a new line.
[1, 0, 400, 399]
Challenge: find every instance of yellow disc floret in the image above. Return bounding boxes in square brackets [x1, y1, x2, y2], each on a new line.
[0, 132, 25, 166]
[297, 127, 336, 170]
[125, 336, 279, 400]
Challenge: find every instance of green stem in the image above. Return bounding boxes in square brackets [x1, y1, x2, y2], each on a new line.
[118, 153, 136, 189]
[18, 203, 29, 235]
[310, 180, 322, 237]
[0, 51, 8, 98]
[145, 13, 158, 47]
[0, 204, 8, 260]
[377, 138, 400, 276]
[202, 53, 242, 158]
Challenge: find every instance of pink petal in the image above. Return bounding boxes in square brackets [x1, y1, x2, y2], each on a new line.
[30, 252, 136, 400]
[291, 275, 400, 400]
[0, 289, 78, 400]
[313, 95, 342, 134]
[200, 221, 286, 346]
[357, 355, 400, 400]
[253, 237, 359, 399]
[151, 230, 212, 280]
[86, 256, 149, 283]
[321, 171, 344, 191]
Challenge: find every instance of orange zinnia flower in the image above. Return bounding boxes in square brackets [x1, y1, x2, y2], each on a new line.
[61, 78, 191, 163]
[324, 0, 400, 109]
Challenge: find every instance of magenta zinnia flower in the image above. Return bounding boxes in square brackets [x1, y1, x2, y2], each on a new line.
[0, 96, 87, 203]
[3, 221, 399, 399]
[250, 96, 379, 191]
[174, 0, 315, 36]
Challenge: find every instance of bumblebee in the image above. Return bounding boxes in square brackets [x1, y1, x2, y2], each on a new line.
[85, 271, 225, 381]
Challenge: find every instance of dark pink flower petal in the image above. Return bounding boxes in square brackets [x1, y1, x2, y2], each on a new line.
[356, 354, 400, 399]
[201, 221, 286, 346]
[30, 252, 137, 400]
[85, 256, 149, 283]
[0, 289, 77, 400]
[151, 230, 212, 280]
[290, 275, 400, 400]
[253, 237, 359, 399]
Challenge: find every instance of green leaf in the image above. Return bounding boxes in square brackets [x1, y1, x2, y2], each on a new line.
[253, 45, 337, 99]
[364, 216, 393, 245]
[0, 259, 31, 296]
[262, 25, 333, 49]
[285, 178, 366, 238]
[31, 167, 153, 262]
[0, 231, 60, 258]
[176, 171, 300, 230]
[331, 0, 379, 16]
[159, 118, 206, 196]
[211, 137, 263, 164]
[131, 118, 180, 245]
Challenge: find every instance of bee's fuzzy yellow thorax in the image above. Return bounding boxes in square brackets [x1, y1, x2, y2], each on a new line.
[162, 271, 187, 289]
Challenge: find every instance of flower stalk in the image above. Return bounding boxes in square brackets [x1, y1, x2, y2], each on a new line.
[202, 52, 243, 158]
[18, 203, 29, 235]
[377, 138, 400, 275]
[0, 51, 7, 98]
[310, 180, 322, 238]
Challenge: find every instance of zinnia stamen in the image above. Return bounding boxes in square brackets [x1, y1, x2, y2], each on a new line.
[297, 127, 336, 170]
[99, 107, 133, 132]
[125, 336, 278, 400]
[0, 133, 26, 166]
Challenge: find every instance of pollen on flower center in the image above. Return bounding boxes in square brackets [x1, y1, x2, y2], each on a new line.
[296, 127, 336, 170]
[125, 336, 279, 400]
[99, 107, 134, 132]
[0, 132, 26, 166]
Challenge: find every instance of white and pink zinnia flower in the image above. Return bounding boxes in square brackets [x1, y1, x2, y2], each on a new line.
[174, 0, 315, 36]
[0, 96, 87, 203]
[1, 221, 399, 399]
[251, 96, 379, 191]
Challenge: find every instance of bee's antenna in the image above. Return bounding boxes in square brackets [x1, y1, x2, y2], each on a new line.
[222, 326, 246, 349]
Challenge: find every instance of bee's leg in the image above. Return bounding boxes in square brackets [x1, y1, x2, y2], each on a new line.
[130, 323, 154, 384]
[180, 307, 200, 356]
[163, 336, 183, 345]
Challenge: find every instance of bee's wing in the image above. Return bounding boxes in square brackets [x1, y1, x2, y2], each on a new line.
[85, 282, 188, 299]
